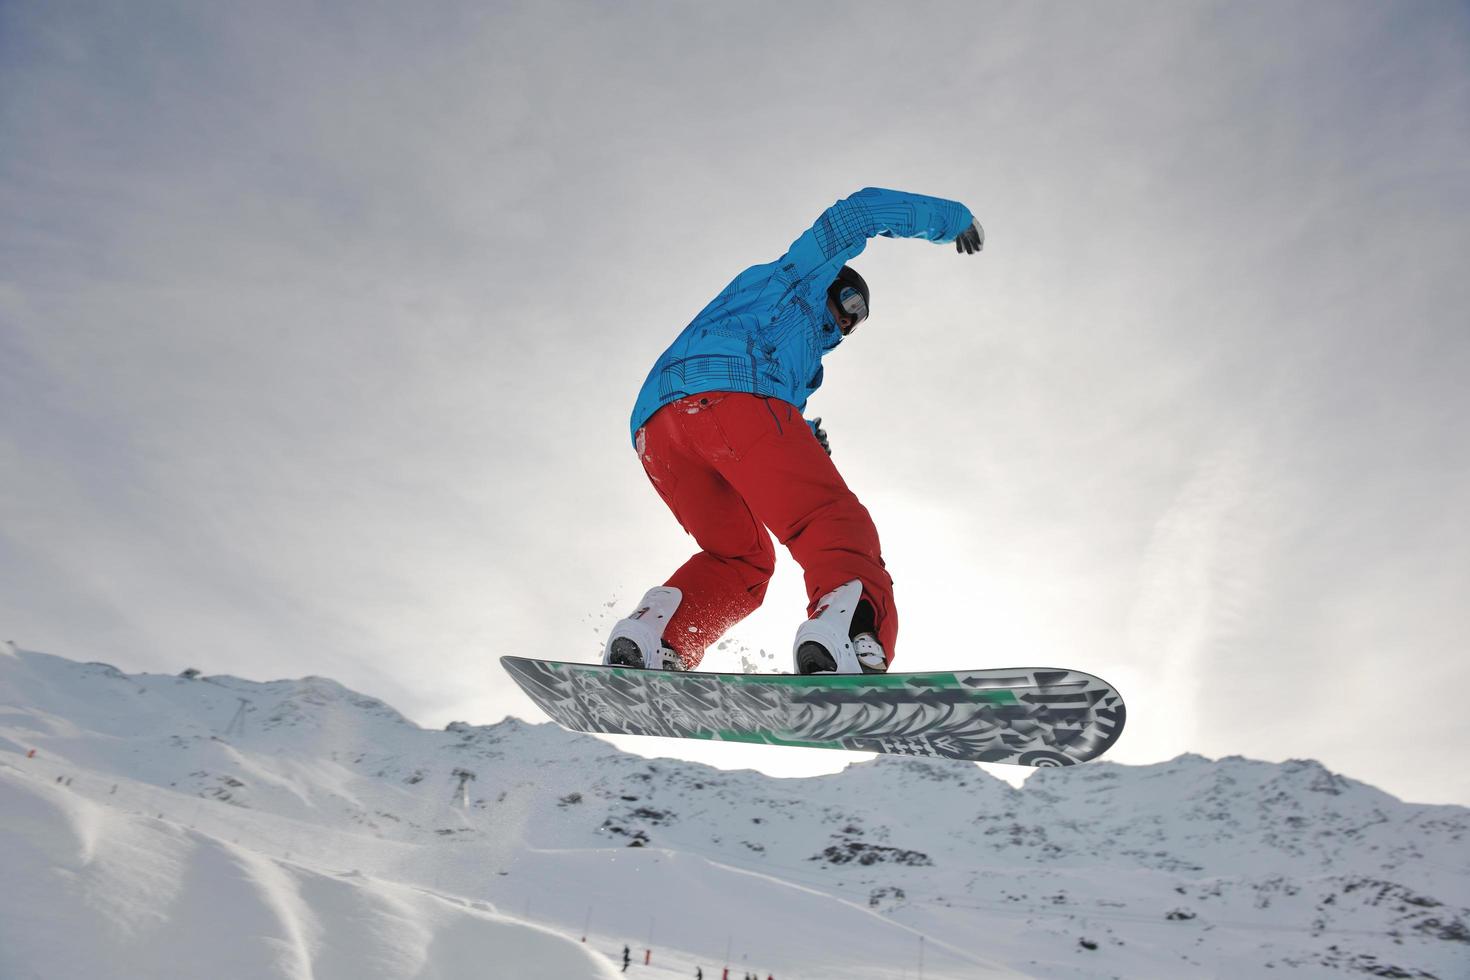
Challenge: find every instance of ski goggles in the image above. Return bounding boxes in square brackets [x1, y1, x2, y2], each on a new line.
[835, 285, 868, 334]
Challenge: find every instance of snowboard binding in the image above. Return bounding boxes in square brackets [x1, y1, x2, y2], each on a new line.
[604, 587, 686, 670]
[794, 579, 887, 674]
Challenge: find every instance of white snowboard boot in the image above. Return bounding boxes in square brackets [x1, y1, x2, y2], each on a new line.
[793, 579, 888, 674]
[603, 587, 686, 670]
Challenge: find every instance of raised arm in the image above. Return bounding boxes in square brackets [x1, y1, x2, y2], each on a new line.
[774, 187, 980, 296]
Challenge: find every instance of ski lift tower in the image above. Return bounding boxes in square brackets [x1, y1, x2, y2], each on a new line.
[223, 697, 252, 738]
[451, 768, 477, 808]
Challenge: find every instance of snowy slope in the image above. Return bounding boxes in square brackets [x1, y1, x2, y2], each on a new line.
[2, 643, 1466, 979]
[0, 765, 615, 980]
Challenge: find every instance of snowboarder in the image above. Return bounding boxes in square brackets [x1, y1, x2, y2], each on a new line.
[605, 187, 982, 675]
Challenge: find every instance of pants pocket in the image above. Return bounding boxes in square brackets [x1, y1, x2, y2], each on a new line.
[710, 395, 787, 462]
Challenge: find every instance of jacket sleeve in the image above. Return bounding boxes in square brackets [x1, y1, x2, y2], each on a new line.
[773, 187, 974, 302]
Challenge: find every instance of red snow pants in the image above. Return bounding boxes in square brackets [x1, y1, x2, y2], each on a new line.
[635, 392, 897, 669]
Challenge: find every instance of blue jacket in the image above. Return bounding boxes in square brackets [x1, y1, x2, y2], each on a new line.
[629, 187, 974, 444]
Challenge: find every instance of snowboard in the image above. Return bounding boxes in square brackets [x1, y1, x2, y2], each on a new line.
[500, 656, 1125, 767]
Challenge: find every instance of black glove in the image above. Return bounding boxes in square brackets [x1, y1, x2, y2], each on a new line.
[811, 417, 831, 456]
[955, 220, 984, 254]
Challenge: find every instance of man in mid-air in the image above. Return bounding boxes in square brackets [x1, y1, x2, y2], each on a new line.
[605, 187, 983, 675]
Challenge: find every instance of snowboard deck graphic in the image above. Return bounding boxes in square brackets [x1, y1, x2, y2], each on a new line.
[500, 657, 1125, 766]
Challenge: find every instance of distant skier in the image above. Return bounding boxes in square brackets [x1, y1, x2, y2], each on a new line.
[605, 187, 982, 674]
[622, 944, 630, 972]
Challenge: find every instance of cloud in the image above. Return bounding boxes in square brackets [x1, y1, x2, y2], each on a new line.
[1125, 431, 1268, 754]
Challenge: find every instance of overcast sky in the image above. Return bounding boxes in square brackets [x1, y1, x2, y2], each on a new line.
[3, 1, 1468, 804]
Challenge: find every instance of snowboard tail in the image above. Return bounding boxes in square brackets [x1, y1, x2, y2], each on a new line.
[500, 657, 1125, 766]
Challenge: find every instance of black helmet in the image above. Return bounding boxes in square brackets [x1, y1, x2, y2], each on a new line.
[826, 265, 869, 334]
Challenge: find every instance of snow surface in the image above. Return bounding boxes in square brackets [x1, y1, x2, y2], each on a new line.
[2, 643, 1466, 979]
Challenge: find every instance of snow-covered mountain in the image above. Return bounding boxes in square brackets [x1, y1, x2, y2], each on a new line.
[2, 644, 1466, 980]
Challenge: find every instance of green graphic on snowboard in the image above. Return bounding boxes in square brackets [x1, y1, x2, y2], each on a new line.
[501, 657, 1125, 766]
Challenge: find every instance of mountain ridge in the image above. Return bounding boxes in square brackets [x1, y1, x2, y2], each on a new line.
[3, 644, 1467, 979]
